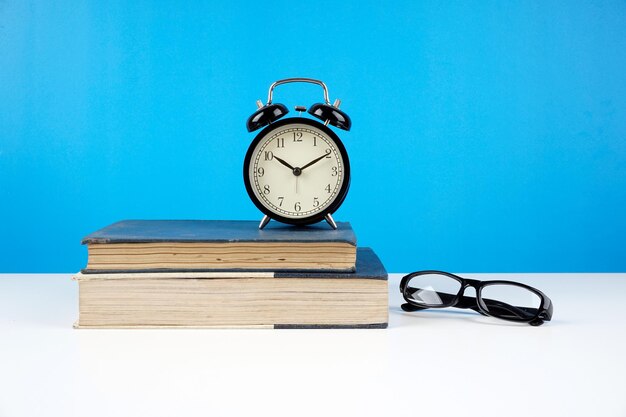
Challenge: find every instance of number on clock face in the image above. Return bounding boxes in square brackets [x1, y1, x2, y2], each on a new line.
[249, 124, 345, 219]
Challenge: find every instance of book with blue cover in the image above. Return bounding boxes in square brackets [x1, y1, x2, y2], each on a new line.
[74, 248, 388, 329]
[82, 220, 357, 272]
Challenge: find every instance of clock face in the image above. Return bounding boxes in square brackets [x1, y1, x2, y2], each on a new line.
[244, 118, 350, 224]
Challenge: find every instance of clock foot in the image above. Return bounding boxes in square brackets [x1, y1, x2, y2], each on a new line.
[258, 215, 271, 230]
[324, 214, 338, 229]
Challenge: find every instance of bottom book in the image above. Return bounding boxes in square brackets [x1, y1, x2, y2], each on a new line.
[74, 247, 388, 329]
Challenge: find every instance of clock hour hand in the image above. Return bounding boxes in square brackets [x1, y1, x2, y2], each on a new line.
[273, 155, 295, 171]
[300, 153, 329, 171]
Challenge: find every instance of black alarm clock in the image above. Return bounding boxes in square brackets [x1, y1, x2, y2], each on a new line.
[243, 78, 351, 230]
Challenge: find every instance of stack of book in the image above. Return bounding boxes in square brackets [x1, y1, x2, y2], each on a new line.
[74, 220, 388, 328]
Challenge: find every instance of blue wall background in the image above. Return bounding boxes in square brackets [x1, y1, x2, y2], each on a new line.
[1, 1, 625, 273]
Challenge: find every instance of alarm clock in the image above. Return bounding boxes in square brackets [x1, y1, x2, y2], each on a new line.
[243, 78, 351, 230]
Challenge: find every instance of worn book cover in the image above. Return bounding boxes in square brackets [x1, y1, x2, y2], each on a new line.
[82, 220, 357, 272]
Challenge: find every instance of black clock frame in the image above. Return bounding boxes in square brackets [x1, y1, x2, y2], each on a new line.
[243, 117, 351, 227]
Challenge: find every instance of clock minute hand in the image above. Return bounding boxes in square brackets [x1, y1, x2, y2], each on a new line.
[300, 153, 328, 171]
[273, 155, 295, 171]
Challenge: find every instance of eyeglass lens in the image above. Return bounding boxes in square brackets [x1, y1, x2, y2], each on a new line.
[405, 273, 461, 307]
[480, 284, 541, 321]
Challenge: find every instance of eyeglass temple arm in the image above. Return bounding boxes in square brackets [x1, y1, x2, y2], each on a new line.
[459, 295, 548, 325]
[401, 303, 428, 312]
[403, 290, 548, 323]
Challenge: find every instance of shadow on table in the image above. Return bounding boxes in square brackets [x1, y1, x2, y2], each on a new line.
[389, 305, 554, 328]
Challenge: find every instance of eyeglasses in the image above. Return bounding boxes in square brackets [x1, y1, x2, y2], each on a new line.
[400, 270, 553, 326]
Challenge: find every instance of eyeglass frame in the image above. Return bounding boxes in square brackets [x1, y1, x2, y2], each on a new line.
[399, 270, 553, 326]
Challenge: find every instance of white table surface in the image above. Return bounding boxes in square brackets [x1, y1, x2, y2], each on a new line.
[1, 273, 625, 417]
